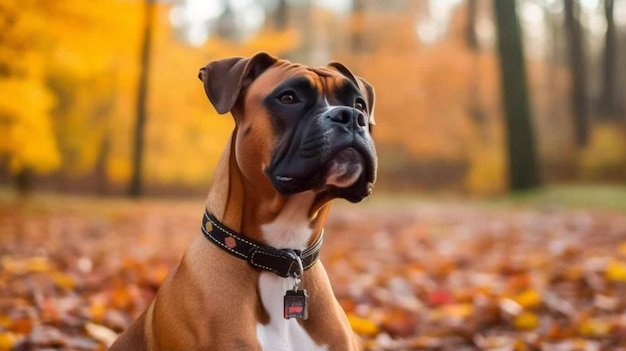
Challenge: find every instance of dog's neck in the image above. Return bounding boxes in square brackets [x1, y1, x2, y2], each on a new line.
[206, 134, 330, 249]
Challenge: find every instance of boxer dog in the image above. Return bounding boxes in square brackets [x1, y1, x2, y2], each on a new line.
[109, 52, 377, 350]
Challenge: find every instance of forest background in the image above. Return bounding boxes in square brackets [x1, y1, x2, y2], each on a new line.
[3, 1, 626, 350]
[2, 0, 626, 197]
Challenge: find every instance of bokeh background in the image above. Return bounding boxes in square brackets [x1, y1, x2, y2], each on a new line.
[2, 0, 626, 197]
[3, 1, 626, 350]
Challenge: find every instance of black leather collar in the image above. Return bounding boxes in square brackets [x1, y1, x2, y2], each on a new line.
[201, 210, 323, 278]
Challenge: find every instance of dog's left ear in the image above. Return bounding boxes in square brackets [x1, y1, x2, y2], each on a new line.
[327, 62, 376, 125]
[199, 52, 278, 114]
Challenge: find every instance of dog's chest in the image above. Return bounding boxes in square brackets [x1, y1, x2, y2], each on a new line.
[256, 192, 328, 351]
[256, 274, 328, 351]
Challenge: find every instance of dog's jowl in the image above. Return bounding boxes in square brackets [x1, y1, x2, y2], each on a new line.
[109, 52, 377, 351]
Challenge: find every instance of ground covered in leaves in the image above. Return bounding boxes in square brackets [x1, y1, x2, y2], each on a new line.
[1, 192, 626, 350]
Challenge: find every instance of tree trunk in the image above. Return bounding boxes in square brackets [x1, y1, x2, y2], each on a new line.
[600, 0, 617, 119]
[273, 0, 288, 30]
[128, 0, 156, 197]
[465, 0, 479, 51]
[15, 168, 33, 195]
[564, 0, 589, 146]
[94, 133, 110, 196]
[351, 0, 366, 53]
[493, 0, 540, 191]
[466, 0, 488, 140]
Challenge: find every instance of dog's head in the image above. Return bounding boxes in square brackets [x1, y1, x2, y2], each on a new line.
[199, 52, 377, 206]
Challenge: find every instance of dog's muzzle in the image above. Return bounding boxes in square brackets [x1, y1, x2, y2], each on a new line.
[268, 106, 376, 202]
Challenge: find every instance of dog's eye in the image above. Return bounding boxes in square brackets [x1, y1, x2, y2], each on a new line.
[278, 92, 298, 105]
[354, 98, 367, 112]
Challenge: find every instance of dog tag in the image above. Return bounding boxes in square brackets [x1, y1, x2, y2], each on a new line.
[284, 289, 308, 320]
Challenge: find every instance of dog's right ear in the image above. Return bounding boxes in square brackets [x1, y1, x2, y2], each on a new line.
[198, 52, 278, 114]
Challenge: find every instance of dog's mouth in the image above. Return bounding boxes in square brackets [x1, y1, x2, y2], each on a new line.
[274, 149, 364, 188]
[271, 144, 376, 204]
[323, 147, 365, 188]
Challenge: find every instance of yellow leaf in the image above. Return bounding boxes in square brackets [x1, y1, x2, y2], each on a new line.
[25, 257, 52, 273]
[513, 312, 539, 330]
[0, 332, 16, 351]
[347, 313, 379, 337]
[513, 289, 542, 309]
[606, 260, 626, 282]
[51, 272, 75, 290]
[2, 256, 52, 275]
[579, 317, 611, 337]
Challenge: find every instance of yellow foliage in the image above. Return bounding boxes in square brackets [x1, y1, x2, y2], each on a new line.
[465, 141, 506, 195]
[0, 1, 300, 185]
[0, 0, 61, 174]
[579, 125, 626, 181]
[0, 78, 60, 173]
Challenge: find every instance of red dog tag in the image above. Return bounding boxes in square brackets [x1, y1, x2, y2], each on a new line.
[284, 289, 308, 320]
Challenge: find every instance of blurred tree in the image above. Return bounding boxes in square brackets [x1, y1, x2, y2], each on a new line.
[493, 0, 539, 190]
[564, 0, 589, 146]
[129, 0, 156, 197]
[43, 1, 142, 193]
[465, 0, 480, 51]
[47, 65, 116, 191]
[465, 0, 487, 137]
[351, 0, 366, 53]
[273, 0, 288, 30]
[600, 0, 617, 119]
[0, 0, 61, 193]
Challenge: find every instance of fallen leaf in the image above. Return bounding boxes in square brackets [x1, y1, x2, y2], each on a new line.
[85, 322, 118, 347]
[347, 313, 379, 337]
[513, 311, 540, 330]
[605, 259, 626, 282]
[513, 288, 542, 309]
[578, 317, 612, 337]
[0, 332, 17, 351]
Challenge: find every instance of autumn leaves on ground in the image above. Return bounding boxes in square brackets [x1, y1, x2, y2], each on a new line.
[1, 190, 626, 351]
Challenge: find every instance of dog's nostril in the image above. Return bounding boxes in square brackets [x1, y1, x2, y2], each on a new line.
[327, 109, 367, 127]
[357, 113, 366, 127]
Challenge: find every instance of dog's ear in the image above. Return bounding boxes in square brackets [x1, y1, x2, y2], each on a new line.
[327, 62, 376, 125]
[199, 52, 278, 114]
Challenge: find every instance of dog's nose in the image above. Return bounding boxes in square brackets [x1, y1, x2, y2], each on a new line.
[326, 107, 367, 128]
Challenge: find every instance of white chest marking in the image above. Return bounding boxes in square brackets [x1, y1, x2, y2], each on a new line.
[257, 192, 328, 351]
[256, 275, 328, 351]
